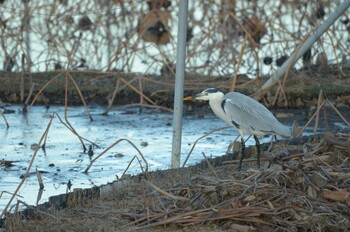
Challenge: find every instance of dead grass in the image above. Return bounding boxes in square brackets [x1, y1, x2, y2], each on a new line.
[3, 132, 350, 232]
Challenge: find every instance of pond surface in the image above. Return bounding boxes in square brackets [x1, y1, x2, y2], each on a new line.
[0, 104, 348, 213]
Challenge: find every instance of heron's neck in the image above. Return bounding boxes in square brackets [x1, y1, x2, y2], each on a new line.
[208, 94, 228, 123]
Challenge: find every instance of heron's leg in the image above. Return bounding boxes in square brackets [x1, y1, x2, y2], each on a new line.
[226, 136, 240, 159]
[238, 137, 246, 170]
[267, 135, 276, 152]
[253, 135, 261, 167]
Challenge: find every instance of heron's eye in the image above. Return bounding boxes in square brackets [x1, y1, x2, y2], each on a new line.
[205, 88, 218, 93]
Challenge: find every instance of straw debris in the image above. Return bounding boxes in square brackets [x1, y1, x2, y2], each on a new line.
[122, 133, 350, 231]
[4, 133, 350, 231]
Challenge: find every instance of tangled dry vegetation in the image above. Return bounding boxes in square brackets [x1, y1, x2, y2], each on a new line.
[4, 132, 350, 232]
[1, 0, 349, 76]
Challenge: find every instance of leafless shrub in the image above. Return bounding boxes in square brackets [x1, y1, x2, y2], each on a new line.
[0, 0, 348, 76]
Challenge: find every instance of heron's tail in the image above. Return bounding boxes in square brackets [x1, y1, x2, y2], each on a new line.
[274, 122, 292, 138]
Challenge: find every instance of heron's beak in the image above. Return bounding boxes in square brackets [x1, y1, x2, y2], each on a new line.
[193, 92, 208, 100]
[183, 96, 193, 101]
[184, 92, 208, 101]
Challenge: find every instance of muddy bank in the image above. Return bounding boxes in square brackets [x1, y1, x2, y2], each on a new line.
[2, 132, 350, 232]
[0, 65, 350, 108]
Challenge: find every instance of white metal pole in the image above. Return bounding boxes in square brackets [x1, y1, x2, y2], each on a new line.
[171, 0, 188, 168]
[24, 0, 31, 69]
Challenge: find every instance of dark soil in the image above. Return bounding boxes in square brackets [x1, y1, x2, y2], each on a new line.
[0, 65, 350, 108]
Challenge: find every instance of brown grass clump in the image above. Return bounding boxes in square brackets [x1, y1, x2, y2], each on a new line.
[3, 132, 350, 232]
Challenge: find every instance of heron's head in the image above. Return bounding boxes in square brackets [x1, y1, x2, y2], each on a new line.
[193, 88, 224, 101]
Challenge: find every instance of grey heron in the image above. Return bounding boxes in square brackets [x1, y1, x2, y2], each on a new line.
[185, 88, 291, 169]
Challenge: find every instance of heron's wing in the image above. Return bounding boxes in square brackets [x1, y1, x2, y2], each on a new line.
[222, 92, 280, 134]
